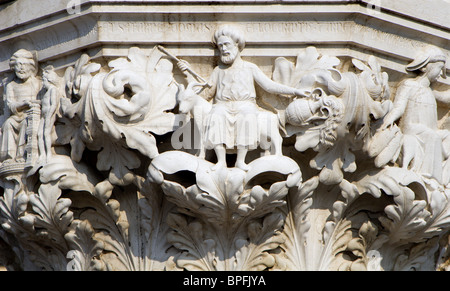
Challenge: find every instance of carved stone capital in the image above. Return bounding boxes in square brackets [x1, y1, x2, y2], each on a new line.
[0, 1, 449, 271]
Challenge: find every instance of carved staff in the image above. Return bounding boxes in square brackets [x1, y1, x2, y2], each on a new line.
[157, 45, 210, 86]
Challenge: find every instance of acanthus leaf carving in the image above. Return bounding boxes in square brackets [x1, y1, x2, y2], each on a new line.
[65, 219, 105, 271]
[9, 182, 73, 271]
[276, 176, 319, 270]
[138, 182, 175, 271]
[233, 211, 285, 271]
[75, 184, 134, 271]
[330, 213, 379, 271]
[166, 213, 217, 271]
[59, 47, 184, 187]
[323, 167, 450, 271]
[149, 151, 300, 270]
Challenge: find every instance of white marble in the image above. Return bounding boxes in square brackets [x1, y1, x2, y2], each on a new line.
[0, 1, 449, 271]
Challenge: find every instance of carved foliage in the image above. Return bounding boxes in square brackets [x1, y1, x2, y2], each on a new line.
[148, 152, 301, 270]
[58, 47, 182, 186]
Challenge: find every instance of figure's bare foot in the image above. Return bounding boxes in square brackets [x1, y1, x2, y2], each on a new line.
[235, 161, 250, 171]
[211, 161, 226, 171]
[198, 149, 205, 160]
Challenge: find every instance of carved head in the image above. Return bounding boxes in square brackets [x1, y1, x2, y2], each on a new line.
[406, 45, 447, 82]
[9, 49, 38, 81]
[213, 25, 245, 64]
[177, 85, 197, 114]
[42, 65, 60, 90]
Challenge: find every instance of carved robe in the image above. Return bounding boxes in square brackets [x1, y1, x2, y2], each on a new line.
[203, 59, 297, 150]
[0, 77, 41, 161]
[396, 80, 444, 182]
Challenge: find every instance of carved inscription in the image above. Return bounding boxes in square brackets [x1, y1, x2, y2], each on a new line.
[99, 20, 425, 53]
[101, 21, 214, 34]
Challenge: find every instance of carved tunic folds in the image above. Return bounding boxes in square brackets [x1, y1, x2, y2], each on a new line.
[397, 80, 443, 182]
[1, 77, 41, 161]
[205, 61, 260, 149]
[399, 82, 438, 130]
[212, 62, 257, 102]
[204, 60, 300, 150]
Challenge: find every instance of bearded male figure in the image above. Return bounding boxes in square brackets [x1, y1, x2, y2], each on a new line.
[179, 25, 308, 170]
[0, 49, 42, 162]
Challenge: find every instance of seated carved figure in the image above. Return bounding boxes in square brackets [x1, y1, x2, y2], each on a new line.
[178, 25, 308, 170]
[0, 49, 42, 162]
[382, 45, 450, 184]
[178, 82, 284, 160]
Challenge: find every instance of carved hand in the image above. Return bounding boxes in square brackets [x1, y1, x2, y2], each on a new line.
[177, 59, 203, 85]
[187, 81, 208, 94]
[380, 114, 395, 130]
[293, 88, 311, 98]
[16, 100, 32, 111]
[177, 60, 190, 74]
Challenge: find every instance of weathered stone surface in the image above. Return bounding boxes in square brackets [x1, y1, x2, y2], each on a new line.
[0, 0, 448, 271]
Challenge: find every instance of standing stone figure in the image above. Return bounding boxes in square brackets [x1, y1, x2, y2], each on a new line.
[38, 66, 61, 163]
[0, 49, 41, 162]
[179, 25, 308, 170]
[382, 45, 450, 183]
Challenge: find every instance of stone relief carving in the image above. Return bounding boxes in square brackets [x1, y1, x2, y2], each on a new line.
[0, 24, 449, 271]
[380, 45, 450, 185]
[0, 49, 42, 165]
[177, 25, 308, 171]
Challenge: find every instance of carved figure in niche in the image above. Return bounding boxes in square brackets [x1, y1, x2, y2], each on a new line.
[0, 49, 42, 162]
[381, 45, 450, 184]
[38, 66, 61, 163]
[178, 25, 308, 170]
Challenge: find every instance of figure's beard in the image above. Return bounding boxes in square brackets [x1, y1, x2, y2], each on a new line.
[16, 71, 33, 81]
[15, 68, 34, 81]
[221, 52, 237, 65]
